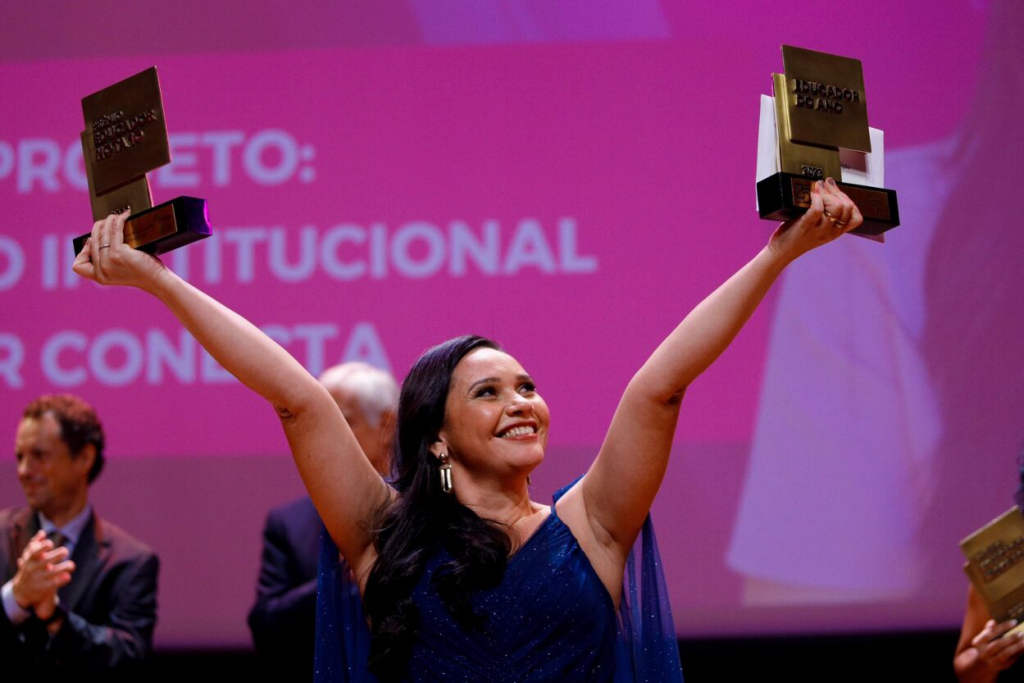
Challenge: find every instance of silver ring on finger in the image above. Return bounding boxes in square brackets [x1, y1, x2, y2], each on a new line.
[99, 244, 111, 249]
[834, 219, 848, 229]
[822, 210, 838, 223]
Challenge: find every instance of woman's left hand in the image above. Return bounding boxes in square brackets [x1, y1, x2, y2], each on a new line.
[767, 177, 863, 264]
[72, 211, 168, 294]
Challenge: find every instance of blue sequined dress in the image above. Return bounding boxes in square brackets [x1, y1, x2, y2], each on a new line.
[315, 483, 683, 682]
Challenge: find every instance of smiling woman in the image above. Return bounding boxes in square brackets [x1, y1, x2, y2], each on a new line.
[70, 176, 862, 681]
[361, 337, 563, 679]
[438, 346, 549, 479]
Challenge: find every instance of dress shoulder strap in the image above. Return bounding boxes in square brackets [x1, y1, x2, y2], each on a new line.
[551, 474, 585, 506]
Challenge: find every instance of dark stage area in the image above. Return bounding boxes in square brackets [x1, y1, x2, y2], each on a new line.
[147, 630, 962, 682]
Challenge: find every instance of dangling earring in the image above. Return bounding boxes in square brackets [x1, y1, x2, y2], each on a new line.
[439, 452, 453, 494]
[527, 475, 532, 486]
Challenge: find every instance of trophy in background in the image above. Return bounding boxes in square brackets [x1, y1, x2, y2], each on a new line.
[961, 507, 1024, 637]
[72, 67, 212, 256]
[755, 45, 899, 237]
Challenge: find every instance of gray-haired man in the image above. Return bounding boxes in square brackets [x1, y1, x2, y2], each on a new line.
[247, 362, 397, 679]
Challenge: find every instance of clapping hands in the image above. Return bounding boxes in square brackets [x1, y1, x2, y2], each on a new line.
[11, 530, 75, 620]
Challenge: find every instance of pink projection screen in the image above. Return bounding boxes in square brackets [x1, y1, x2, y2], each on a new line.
[1, 1, 1022, 647]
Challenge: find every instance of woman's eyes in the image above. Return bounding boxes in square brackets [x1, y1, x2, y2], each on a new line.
[473, 382, 536, 397]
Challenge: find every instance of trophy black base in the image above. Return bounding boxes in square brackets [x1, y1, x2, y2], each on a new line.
[757, 172, 899, 236]
[73, 196, 212, 256]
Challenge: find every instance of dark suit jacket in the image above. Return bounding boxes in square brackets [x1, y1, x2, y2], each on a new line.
[0, 507, 159, 677]
[248, 495, 322, 680]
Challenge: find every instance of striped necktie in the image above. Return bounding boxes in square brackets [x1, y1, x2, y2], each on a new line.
[48, 530, 68, 549]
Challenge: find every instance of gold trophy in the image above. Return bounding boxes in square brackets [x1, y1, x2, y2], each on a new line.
[756, 46, 899, 236]
[72, 67, 212, 255]
[961, 507, 1024, 637]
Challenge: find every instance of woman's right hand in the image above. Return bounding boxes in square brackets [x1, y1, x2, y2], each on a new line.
[766, 177, 862, 265]
[72, 212, 168, 293]
[972, 619, 1024, 672]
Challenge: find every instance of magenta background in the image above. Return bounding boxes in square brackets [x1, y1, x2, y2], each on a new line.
[0, 0, 1004, 647]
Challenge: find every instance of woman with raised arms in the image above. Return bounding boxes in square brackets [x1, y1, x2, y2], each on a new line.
[73, 179, 861, 682]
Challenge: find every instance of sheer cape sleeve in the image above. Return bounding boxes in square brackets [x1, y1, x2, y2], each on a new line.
[612, 509, 684, 682]
[314, 530, 373, 682]
[549, 481, 684, 683]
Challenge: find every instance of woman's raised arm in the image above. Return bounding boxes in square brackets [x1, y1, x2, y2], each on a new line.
[564, 179, 863, 567]
[73, 213, 390, 574]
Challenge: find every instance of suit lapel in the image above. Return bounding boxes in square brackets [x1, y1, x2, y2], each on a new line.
[59, 512, 108, 613]
[4, 509, 39, 579]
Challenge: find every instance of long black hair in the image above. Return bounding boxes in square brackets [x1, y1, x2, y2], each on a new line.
[362, 335, 513, 681]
